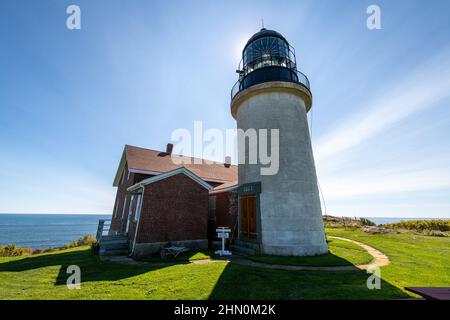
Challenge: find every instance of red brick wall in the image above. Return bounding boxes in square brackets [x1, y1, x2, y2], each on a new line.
[110, 164, 152, 233]
[136, 173, 209, 244]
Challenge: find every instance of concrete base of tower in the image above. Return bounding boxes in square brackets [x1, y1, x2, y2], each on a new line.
[262, 244, 328, 256]
[258, 190, 328, 256]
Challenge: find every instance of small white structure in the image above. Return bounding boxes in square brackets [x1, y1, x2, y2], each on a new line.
[215, 227, 232, 256]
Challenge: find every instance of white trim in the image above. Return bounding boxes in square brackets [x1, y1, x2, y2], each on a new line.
[130, 187, 145, 257]
[125, 194, 134, 233]
[128, 168, 163, 176]
[121, 168, 126, 184]
[121, 195, 128, 219]
[128, 168, 230, 184]
[209, 184, 239, 195]
[113, 198, 120, 218]
[127, 167, 213, 192]
[134, 194, 142, 222]
[113, 147, 127, 187]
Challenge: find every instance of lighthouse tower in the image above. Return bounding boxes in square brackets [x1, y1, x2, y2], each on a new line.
[231, 28, 327, 256]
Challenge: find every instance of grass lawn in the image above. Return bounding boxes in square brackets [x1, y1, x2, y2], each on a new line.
[0, 228, 449, 299]
[249, 238, 372, 266]
[325, 228, 450, 294]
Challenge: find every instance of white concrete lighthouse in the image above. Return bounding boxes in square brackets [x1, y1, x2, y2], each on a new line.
[231, 28, 327, 256]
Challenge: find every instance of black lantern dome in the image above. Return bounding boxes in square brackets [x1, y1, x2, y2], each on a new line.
[231, 28, 310, 99]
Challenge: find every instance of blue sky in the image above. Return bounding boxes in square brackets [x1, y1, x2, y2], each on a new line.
[1, 0, 450, 217]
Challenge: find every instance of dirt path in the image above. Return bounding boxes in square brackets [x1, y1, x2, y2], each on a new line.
[101, 236, 390, 271]
[230, 236, 390, 271]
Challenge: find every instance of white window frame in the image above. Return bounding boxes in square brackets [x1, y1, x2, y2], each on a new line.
[134, 194, 143, 222]
[125, 195, 134, 233]
[121, 168, 126, 184]
[121, 195, 128, 219]
[113, 198, 120, 218]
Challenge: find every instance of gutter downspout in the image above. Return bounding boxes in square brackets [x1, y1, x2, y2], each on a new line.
[130, 186, 145, 257]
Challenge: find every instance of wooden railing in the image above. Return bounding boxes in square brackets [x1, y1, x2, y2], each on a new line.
[96, 219, 111, 241]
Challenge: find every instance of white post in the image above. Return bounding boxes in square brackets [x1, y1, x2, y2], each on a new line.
[215, 227, 232, 256]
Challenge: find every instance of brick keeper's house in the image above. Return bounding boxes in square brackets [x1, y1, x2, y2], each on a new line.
[100, 144, 238, 258]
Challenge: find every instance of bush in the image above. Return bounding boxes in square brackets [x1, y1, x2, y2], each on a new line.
[77, 235, 97, 246]
[0, 244, 32, 257]
[384, 220, 450, 232]
[0, 235, 98, 257]
[359, 218, 376, 226]
[62, 235, 97, 250]
[323, 215, 376, 229]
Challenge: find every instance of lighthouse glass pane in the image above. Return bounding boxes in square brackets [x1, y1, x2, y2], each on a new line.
[243, 37, 290, 69]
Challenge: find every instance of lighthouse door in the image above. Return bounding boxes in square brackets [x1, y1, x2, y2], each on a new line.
[240, 195, 257, 239]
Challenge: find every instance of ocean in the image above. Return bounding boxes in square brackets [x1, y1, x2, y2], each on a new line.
[0, 214, 110, 249]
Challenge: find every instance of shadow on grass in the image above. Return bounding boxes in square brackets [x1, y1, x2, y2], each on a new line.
[137, 249, 216, 263]
[248, 251, 357, 267]
[0, 248, 166, 285]
[208, 262, 410, 300]
[0, 247, 410, 299]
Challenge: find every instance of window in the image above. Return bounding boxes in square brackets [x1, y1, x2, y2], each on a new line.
[121, 168, 126, 184]
[125, 195, 134, 233]
[113, 198, 120, 218]
[128, 195, 134, 218]
[121, 195, 128, 219]
[208, 196, 216, 221]
[134, 194, 143, 222]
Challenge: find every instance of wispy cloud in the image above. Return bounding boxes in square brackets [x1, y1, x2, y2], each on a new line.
[314, 48, 450, 162]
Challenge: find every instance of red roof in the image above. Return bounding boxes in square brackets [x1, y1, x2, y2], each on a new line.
[113, 145, 237, 186]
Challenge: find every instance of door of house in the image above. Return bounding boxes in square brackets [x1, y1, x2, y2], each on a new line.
[239, 195, 257, 239]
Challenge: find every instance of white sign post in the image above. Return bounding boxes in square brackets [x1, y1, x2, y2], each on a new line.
[215, 227, 232, 256]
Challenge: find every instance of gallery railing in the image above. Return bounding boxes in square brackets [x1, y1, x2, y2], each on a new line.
[231, 67, 311, 100]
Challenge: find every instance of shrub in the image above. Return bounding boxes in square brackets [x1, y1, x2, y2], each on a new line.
[359, 218, 376, 226]
[0, 235, 98, 257]
[1, 244, 32, 257]
[77, 235, 97, 246]
[384, 220, 450, 232]
[323, 215, 376, 229]
[61, 235, 97, 250]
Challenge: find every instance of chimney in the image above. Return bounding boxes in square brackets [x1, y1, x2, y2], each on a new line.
[166, 143, 174, 154]
[224, 156, 231, 168]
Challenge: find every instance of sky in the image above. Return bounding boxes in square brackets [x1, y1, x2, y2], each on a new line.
[1, 0, 450, 217]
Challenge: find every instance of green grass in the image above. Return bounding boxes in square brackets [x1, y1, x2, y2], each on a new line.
[137, 249, 216, 263]
[249, 238, 372, 266]
[325, 228, 450, 296]
[1, 229, 449, 299]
